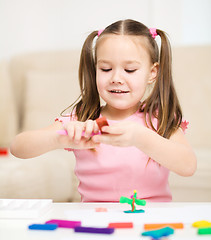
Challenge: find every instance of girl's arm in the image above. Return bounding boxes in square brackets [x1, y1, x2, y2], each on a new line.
[92, 122, 197, 177]
[10, 122, 65, 159]
[134, 126, 197, 177]
[10, 120, 99, 159]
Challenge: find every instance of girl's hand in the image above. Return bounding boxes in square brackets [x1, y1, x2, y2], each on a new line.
[57, 120, 100, 149]
[64, 119, 99, 143]
[92, 121, 143, 147]
[59, 120, 99, 149]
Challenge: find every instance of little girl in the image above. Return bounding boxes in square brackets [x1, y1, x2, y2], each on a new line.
[10, 19, 197, 202]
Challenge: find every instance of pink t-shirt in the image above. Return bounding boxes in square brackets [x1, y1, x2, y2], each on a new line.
[57, 111, 188, 202]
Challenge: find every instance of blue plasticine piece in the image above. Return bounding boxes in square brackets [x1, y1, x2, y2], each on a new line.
[124, 209, 145, 213]
[28, 223, 58, 230]
[74, 226, 114, 234]
[142, 226, 174, 238]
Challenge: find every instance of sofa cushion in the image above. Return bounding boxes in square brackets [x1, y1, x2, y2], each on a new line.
[9, 50, 81, 131]
[0, 150, 80, 202]
[23, 70, 80, 130]
[0, 60, 18, 147]
[169, 149, 211, 201]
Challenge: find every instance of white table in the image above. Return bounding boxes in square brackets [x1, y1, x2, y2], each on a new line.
[1, 202, 211, 239]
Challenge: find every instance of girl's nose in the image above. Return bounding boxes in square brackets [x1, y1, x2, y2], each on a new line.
[111, 70, 123, 84]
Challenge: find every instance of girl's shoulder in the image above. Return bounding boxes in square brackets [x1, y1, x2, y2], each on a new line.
[132, 110, 158, 129]
[134, 111, 189, 134]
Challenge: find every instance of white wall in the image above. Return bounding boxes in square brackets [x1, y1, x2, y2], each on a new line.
[182, 0, 211, 45]
[0, 0, 210, 60]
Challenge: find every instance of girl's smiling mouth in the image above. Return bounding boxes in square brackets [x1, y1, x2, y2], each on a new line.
[109, 89, 130, 94]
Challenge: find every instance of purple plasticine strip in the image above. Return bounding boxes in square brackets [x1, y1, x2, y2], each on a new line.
[28, 223, 58, 230]
[74, 226, 114, 234]
[45, 219, 81, 228]
[57, 129, 99, 137]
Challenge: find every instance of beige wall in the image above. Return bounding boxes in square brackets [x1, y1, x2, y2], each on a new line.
[172, 45, 211, 148]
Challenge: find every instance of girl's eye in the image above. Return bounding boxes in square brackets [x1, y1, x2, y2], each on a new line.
[101, 68, 112, 72]
[125, 69, 136, 73]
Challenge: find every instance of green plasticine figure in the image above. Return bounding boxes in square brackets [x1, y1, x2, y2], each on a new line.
[120, 190, 146, 213]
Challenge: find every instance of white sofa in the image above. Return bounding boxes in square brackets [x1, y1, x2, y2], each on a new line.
[0, 46, 211, 202]
[0, 50, 81, 202]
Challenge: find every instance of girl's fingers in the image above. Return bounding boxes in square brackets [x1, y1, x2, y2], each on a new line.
[93, 121, 100, 133]
[101, 125, 123, 135]
[83, 138, 100, 149]
[84, 120, 95, 138]
[92, 134, 112, 144]
[63, 119, 105, 145]
[65, 124, 75, 139]
[74, 123, 84, 143]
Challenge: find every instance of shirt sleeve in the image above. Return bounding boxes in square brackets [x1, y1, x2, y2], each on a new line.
[55, 114, 70, 125]
[55, 111, 77, 125]
[180, 119, 189, 134]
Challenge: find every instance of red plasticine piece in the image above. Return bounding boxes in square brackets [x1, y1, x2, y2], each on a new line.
[108, 222, 133, 228]
[96, 117, 109, 133]
[95, 208, 107, 212]
[0, 148, 8, 155]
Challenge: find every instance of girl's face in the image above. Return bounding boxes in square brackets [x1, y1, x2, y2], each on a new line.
[96, 34, 158, 119]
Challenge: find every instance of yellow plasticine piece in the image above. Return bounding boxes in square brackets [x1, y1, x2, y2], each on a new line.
[192, 220, 211, 228]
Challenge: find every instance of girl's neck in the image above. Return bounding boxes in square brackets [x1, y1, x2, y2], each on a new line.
[101, 104, 140, 120]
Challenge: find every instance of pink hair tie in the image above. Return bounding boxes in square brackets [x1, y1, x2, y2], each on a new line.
[149, 28, 157, 39]
[98, 29, 104, 37]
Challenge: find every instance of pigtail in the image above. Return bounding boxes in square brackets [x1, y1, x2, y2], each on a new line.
[74, 31, 101, 121]
[142, 29, 182, 139]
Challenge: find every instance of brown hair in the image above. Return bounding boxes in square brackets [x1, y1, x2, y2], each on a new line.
[62, 19, 182, 139]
